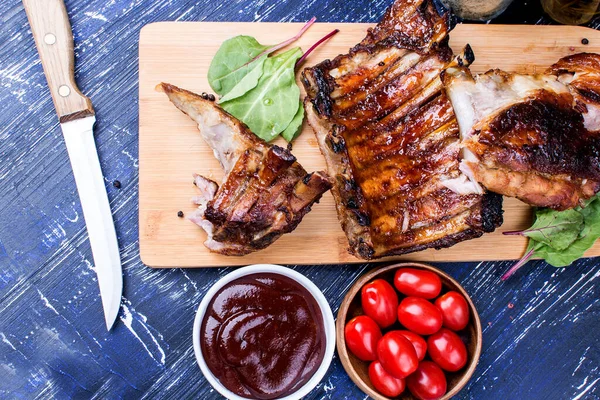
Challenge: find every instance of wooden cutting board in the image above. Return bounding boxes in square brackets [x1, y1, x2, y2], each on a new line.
[139, 22, 600, 268]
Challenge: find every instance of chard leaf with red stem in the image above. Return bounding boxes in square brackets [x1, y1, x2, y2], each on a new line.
[502, 194, 600, 280]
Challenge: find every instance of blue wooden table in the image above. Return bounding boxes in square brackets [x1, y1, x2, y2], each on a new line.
[1, 0, 599, 398]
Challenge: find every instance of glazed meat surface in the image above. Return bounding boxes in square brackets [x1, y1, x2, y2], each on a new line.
[548, 53, 600, 132]
[443, 55, 600, 211]
[302, 0, 503, 260]
[158, 83, 331, 255]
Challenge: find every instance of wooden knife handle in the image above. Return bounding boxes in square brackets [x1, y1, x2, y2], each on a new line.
[22, 0, 94, 122]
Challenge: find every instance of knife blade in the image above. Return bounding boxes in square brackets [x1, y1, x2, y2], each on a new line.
[23, 0, 123, 331]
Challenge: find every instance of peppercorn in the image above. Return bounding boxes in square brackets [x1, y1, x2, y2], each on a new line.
[378, 61, 385, 66]
[582, 38, 589, 45]
[208, 94, 216, 101]
[177, 211, 184, 218]
[201, 92, 209, 100]
[113, 180, 121, 189]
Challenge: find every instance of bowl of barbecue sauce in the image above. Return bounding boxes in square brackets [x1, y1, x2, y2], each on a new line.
[193, 264, 336, 400]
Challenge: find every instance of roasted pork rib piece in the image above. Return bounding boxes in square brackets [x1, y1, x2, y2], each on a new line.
[443, 54, 600, 211]
[158, 83, 331, 255]
[302, 0, 503, 260]
[548, 53, 600, 132]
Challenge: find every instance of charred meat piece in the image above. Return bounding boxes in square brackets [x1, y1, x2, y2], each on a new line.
[158, 83, 331, 256]
[302, 0, 503, 260]
[547, 53, 600, 132]
[443, 58, 600, 211]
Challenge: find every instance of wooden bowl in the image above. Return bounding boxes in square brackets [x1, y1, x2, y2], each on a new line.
[336, 262, 482, 400]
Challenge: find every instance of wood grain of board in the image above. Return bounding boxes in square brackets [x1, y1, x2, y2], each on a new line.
[139, 22, 600, 267]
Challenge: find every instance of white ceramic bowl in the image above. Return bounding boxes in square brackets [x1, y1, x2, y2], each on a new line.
[193, 264, 336, 400]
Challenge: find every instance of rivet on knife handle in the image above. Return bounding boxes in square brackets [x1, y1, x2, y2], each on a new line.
[22, 0, 94, 123]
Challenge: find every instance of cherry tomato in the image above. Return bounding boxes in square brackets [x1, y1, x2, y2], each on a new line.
[368, 360, 406, 397]
[427, 328, 468, 372]
[397, 297, 443, 335]
[377, 331, 419, 379]
[398, 330, 427, 361]
[407, 361, 447, 400]
[361, 279, 399, 328]
[344, 315, 382, 361]
[394, 268, 442, 299]
[435, 291, 470, 331]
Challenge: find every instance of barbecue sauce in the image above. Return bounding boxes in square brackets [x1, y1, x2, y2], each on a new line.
[200, 273, 326, 399]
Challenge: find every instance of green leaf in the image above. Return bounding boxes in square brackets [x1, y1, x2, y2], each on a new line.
[281, 100, 304, 142]
[207, 36, 270, 96]
[534, 244, 575, 267]
[504, 194, 600, 278]
[220, 47, 303, 142]
[536, 195, 600, 267]
[219, 55, 267, 103]
[523, 208, 583, 251]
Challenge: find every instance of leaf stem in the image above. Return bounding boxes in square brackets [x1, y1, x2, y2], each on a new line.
[501, 247, 536, 281]
[503, 220, 578, 237]
[502, 230, 525, 236]
[296, 29, 340, 67]
[248, 17, 317, 65]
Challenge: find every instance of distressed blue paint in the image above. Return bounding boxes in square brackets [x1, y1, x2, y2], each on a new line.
[0, 0, 599, 399]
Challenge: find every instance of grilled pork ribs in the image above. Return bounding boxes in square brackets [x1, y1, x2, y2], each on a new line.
[158, 83, 331, 255]
[443, 53, 600, 211]
[302, 0, 503, 259]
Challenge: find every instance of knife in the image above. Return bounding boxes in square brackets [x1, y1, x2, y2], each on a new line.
[22, 0, 123, 331]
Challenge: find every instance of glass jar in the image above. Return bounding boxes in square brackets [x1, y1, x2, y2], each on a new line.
[441, 0, 515, 20]
[541, 0, 600, 25]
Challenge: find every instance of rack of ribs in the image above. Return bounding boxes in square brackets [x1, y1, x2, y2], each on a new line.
[158, 83, 332, 256]
[302, 0, 503, 260]
[443, 53, 600, 211]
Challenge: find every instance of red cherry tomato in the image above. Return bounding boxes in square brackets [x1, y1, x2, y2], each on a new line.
[407, 361, 447, 400]
[435, 291, 470, 331]
[361, 279, 399, 328]
[397, 297, 443, 335]
[394, 268, 442, 299]
[344, 315, 382, 361]
[368, 360, 406, 397]
[377, 331, 419, 379]
[427, 328, 468, 372]
[398, 330, 427, 361]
